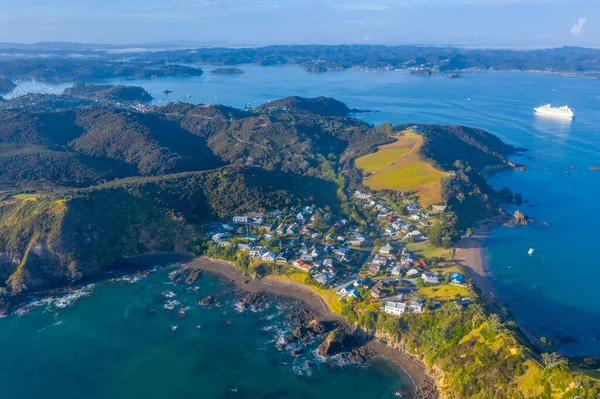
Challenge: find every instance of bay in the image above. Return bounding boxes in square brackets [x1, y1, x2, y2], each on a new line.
[0, 267, 410, 399]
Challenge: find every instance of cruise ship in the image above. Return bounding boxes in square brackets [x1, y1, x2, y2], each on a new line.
[534, 104, 574, 118]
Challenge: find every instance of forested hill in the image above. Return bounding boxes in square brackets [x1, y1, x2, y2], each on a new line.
[0, 96, 392, 189]
[0, 92, 522, 297]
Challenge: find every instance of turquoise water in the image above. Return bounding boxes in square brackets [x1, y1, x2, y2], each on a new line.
[0, 267, 409, 399]
[3, 65, 600, 395]
[107, 66, 599, 356]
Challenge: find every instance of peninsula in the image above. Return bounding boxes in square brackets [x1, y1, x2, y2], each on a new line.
[0, 89, 598, 398]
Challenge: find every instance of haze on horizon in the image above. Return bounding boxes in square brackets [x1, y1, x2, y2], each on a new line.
[0, 0, 598, 48]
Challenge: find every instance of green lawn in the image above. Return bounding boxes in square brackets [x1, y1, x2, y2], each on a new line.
[417, 284, 470, 301]
[407, 242, 453, 260]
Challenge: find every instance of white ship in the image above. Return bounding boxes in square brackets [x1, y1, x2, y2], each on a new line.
[534, 104, 574, 118]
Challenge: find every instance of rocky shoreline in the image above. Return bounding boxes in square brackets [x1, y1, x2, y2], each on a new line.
[184, 256, 440, 399]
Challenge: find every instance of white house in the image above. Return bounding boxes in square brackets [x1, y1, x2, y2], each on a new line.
[221, 224, 234, 231]
[384, 301, 407, 316]
[391, 265, 402, 277]
[422, 272, 440, 285]
[380, 243, 393, 255]
[406, 230, 424, 240]
[406, 268, 419, 277]
[262, 252, 277, 262]
[233, 216, 248, 224]
[212, 233, 228, 242]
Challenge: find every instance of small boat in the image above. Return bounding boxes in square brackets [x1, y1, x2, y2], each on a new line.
[170, 326, 178, 332]
[528, 248, 535, 255]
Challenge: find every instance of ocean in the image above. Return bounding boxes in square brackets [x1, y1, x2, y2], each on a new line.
[2, 65, 600, 397]
[0, 266, 410, 399]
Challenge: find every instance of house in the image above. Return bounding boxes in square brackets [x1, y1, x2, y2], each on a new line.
[380, 243, 394, 255]
[238, 243, 251, 251]
[221, 224, 234, 232]
[212, 233, 227, 242]
[384, 301, 407, 316]
[354, 191, 372, 200]
[432, 205, 447, 214]
[218, 241, 231, 247]
[249, 248, 265, 258]
[323, 258, 333, 267]
[406, 268, 419, 277]
[261, 252, 277, 262]
[334, 248, 349, 257]
[336, 236, 346, 243]
[339, 283, 360, 298]
[406, 205, 419, 213]
[422, 272, 440, 285]
[300, 254, 314, 262]
[451, 273, 465, 285]
[276, 252, 290, 263]
[292, 260, 314, 273]
[311, 248, 321, 258]
[368, 263, 381, 275]
[296, 212, 306, 222]
[391, 265, 402, 277]
[233, 216, 248, 224]
[370, 286, 384, 299]
[410, 214, 421, 221]
[406, 230, 424, 240]
[372, 255, 388, 266]
[313, 273, 330, 286]
[286, 225, 299, 235]
[409, 298, 424, 313]
[250, 215, 265, 224]
[245, 235, 258, 241]
[384, 227, 394, 236]
[276, 223, 287, 235]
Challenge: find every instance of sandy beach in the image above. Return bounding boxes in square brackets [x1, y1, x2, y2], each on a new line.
[183, 256, 430, 390]
[453, 220, 500, 307]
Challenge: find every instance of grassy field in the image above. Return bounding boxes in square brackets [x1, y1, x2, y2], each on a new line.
[355, 131, 449, 207]
[417, 284, 471, 301]
[407, 241, 453, 260]
[267, 268, 343, 314]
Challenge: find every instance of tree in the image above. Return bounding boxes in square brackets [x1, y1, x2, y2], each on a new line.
[235, 252, 251, 273]
[466, 227, 473, 237]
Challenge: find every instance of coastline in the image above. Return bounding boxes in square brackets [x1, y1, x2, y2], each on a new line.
[453, 220, 500, 307]
[183, 256, 431, 391]
[453, 218, 546, 351]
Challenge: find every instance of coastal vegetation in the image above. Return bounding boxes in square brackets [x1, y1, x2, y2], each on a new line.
[63, 83, 153, 103]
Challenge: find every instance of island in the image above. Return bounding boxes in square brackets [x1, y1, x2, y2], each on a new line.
[0, 92, 598, 399]
[64, 82, 153, 103]
[211, 67, 244, 75]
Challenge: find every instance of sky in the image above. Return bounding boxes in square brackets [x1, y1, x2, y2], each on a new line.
[0, 0, 598, 47]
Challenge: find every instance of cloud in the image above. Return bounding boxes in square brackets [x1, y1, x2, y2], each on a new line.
[570, 16, 587, 36]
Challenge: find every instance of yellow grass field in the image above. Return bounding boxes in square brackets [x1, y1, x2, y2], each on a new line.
[417, 284, 470, 301]
[355, 131, 449, 207]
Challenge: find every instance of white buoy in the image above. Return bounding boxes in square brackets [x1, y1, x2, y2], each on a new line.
[528, 248, 535, 255]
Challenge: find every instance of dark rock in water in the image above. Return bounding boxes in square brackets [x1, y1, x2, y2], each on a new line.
[290, 348, 303, 357]
[178, 308, 187, 318]
[198, 295, 215, 306]
[185, 269, 202, 284]
[513, 210, 529, 225]
[318, 327, 350, 357]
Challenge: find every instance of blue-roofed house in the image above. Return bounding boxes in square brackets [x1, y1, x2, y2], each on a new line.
[451, 273, 465, 285]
